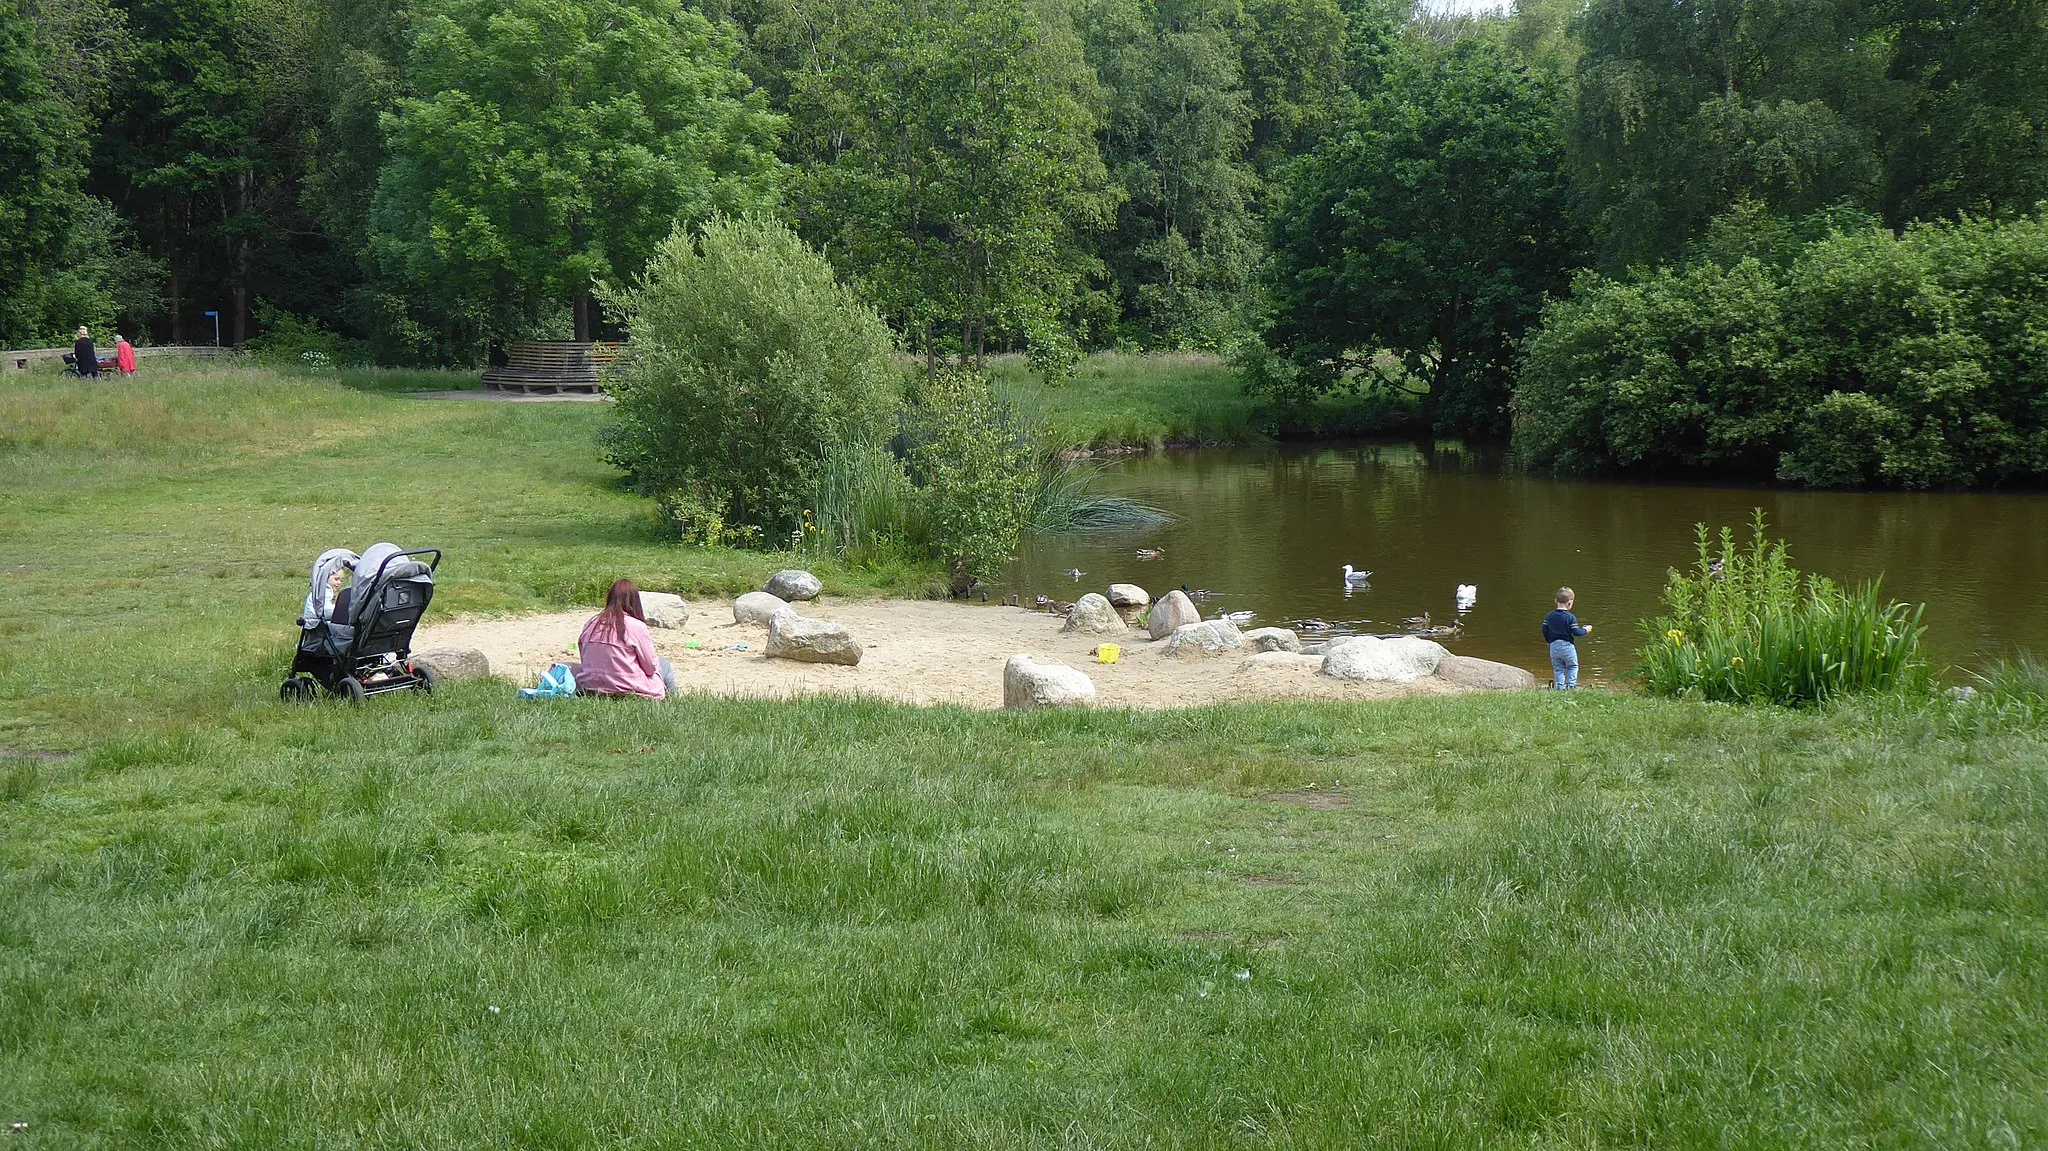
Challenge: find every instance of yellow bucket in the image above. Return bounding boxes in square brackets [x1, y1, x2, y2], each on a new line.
[1095, 643, 1121, 665]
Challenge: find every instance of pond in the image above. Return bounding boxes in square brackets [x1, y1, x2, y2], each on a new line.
[1005, 442, 2048, 684]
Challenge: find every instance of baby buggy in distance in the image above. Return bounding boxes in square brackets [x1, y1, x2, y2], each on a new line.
[282, 545, 442, 703]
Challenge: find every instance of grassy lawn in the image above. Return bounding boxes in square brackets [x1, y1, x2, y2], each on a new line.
[987, 352, 1421, 450]
[3, 365, 2045, 1147]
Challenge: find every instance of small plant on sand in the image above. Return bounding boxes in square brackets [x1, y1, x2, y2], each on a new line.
[1639, 509, 1928, 704]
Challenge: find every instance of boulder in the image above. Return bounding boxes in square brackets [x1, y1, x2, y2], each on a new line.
[1433, 654, 1539, 691]
[1241, 626, 1302, 654]
[411, 647, 490, 680]
[1003, 654, 1096, 709]
[640, 591, 689, 629]
[765, 613, 862, 666]
[1062, 592, 1128, 635]
[1107, 583, 1150, 610]
[1236, 651, 1324, 674]
[1146, 589, 1201, 640]
[1321, 636, 1448, 683]
[733, 591, 793, 626]
[763, 569, 822, 602]
[1163, 618, 1245, 657]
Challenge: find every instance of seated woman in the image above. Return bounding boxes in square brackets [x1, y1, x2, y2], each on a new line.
[574, 579, 676, 700]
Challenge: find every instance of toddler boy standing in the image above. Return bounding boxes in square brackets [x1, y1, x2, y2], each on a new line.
[1542, 586, 1592, 690]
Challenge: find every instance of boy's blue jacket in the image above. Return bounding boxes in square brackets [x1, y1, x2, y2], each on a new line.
[1542, 609, 1588, 644]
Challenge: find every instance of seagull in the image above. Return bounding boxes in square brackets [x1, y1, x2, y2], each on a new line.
[1342, 565, 1372, 585]
[1136, 548, 1165, 560]
[1455, 584, 1477, 610]
[1220, 609, 1256, 625]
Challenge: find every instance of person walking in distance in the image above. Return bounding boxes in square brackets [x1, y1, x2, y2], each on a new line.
[1542, 586, 1592, 690]
[73, 326, 99, 378]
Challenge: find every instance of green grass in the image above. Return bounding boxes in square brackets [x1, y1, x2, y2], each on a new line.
[988, 352, 1422, 450]
[3, 364, 2046, 1147]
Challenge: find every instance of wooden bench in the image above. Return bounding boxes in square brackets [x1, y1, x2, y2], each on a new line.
[482, 340, 624, 394]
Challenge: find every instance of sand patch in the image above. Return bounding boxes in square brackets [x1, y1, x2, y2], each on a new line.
[415, 597, 1478, 711]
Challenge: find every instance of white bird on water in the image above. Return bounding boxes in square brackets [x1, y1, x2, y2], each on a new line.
[1341, 564, 1372, 586]
[1455, 583, 1478, 610]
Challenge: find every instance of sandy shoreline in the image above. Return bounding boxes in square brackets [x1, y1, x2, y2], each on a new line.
[415, 597, 1502, 710]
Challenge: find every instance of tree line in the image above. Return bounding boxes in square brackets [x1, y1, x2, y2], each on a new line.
[4, 0, 2045, 481]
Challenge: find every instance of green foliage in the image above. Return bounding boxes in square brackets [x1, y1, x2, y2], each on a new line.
[367, 0, 779, 357]
[902, 369, 1037, 579]
[239, 301, 353, 367]
[1638, 512, 1929, 705]
[1515, 212, 2048, 488]
[776, 0, 1115, 371]
[601, 215, 902, 539]
[809, 441, 924, 563]
[1026, 458, 1174, 532]
[1262, 36, 1585, 437]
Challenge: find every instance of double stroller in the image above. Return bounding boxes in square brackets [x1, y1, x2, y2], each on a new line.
[282, 543, 442, 703]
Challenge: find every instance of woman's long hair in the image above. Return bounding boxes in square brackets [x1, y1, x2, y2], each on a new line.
[595, 578, 646, 636]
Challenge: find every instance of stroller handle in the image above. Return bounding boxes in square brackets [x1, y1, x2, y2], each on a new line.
[361, 547, 442, 586]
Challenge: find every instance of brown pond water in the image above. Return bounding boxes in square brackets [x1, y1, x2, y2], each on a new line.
[1005, 442, 2048, 684]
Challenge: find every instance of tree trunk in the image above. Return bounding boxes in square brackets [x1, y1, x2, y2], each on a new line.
[573, 293, 592, 342]
[231, 171, 252, 345]
[168, 271, 183, 344]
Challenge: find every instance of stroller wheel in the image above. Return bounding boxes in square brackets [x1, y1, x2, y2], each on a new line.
[279, 680, 298, 703]
[338, 676, 368, 705]
[413, 665, 439, 695]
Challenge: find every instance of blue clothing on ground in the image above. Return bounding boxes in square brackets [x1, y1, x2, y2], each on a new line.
[1549, 639, 1580, 690]
[1542, 608, 1588, 645]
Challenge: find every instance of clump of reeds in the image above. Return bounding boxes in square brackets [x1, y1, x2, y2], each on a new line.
[1638, 510, 1928, 705]
[1026, 458, 1174, 532]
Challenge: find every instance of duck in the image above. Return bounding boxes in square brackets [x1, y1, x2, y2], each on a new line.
[1400, 611, 1431, 630]
[1180, 583, 1216, 601]
[1455, 583, 1478, 610]
[1220, 609, 1256, 625]
[1342, 565, 1372, 585]
[1410, 622, 1463, 640]
[948, 559, 979, 598]
[1067, 567, 1086, 581]
[1136, 548, 1165, 560]
[1050, 599, 1077, 615]
[1294, 618, 1335, 631]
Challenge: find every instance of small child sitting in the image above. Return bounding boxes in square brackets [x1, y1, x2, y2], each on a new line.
[1541, 586, 1592, 690]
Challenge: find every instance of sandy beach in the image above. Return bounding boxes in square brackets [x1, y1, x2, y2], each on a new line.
[414, 596, 1512, 709]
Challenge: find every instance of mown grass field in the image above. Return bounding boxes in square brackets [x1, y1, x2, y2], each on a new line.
[2, 363, 2045, 1148]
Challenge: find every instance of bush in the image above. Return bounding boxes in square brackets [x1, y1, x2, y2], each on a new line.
[1637, 511, 1929, 705]
[600, 216, 902, 537]
[901, 370, 1037, 580]
[241, 303, 351, 367]
[1514, 211, 2048, 488]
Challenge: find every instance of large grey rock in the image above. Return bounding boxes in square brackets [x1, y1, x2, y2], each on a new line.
[733, 591, 794, 626]
[1146, 589, 1201, 640]
[640, 591, 689, 629]
[1003, 654, 1096, 709]
[765, 613, 862, 665]
[412, 647, 490, 680]
[1433, 654, 1539, 691]
[1236, 651, 1324, 674]
[1241, 626, 1302, 654]
[1062, 592, 1128, 635]
[1321, 636, 1447, 683]
[1163, 618, 1245, 657]
[1107, 583, 1150, 610]
[763, 569, 822, 602]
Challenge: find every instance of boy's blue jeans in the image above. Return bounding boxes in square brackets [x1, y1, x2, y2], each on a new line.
[1549, 639, 1580, 690]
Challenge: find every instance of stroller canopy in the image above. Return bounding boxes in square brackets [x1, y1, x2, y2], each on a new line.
[304, 548, 359, 623]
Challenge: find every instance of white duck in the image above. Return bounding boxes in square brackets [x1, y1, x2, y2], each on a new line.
[1341, 564, 1373, 586]
[1455, 583, 1478, 610]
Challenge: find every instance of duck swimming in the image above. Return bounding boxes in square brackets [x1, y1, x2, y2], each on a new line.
[1136, 548, 1165, 560]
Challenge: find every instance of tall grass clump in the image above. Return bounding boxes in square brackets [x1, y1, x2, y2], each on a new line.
[1959, 656, 2048, 732]
[1639, 510, 1928, 704]
[1026, 458, 1175, 532]
[808, 441, 924, 560]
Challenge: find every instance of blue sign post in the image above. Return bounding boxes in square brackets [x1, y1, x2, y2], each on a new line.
[203, 310, 220, 347]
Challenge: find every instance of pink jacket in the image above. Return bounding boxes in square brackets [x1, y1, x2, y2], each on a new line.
[576, 613, 665, 698]
[115, 339, 137, 373]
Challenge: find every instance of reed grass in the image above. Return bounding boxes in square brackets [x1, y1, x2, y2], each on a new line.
[1638, 511, 1930, 704]
[1026, 458, 1175, 532]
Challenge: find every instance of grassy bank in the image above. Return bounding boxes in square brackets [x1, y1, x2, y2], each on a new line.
[3, 365, 2045, 1147]
[987, 352, 1421, 450]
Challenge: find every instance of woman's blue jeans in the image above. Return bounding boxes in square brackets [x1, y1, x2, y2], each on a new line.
[1549, 639, 1580, 690]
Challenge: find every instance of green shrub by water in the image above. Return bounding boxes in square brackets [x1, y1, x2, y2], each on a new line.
[1638, 511, 1929, 704]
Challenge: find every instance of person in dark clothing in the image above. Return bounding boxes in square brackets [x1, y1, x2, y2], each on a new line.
[73, 326, 99, 378]
[1542, 586, 1592, 690]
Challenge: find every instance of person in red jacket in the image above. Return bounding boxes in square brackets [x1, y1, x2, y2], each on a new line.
[115, 334, 137, 376]
[573, 579, 675, 699]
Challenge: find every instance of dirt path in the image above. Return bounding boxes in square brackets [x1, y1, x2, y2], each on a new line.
[415, 597, 1477, 709]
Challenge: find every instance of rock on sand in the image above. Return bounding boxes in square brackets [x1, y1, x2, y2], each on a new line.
[1062, 592, 1128, 635]
[1433, 654, 1539, 690]
[1241, 626, 1302, 654]
[1147, 589, 1201, 640]
[1003, 654, 1096, 709]
[764, 569, 822, 602]
[1163, 618, 1244, 657]
[734, 591, 793, 626]
[766, 613, 862, 665]
[1107, 583, 1150, 610]
[640, 591, 689, 629]
[412, 647, 490, 679]
[1321, 635, 1447, 683]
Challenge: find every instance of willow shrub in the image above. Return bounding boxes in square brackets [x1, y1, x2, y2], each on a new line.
[1639, 511, 1928, 705]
